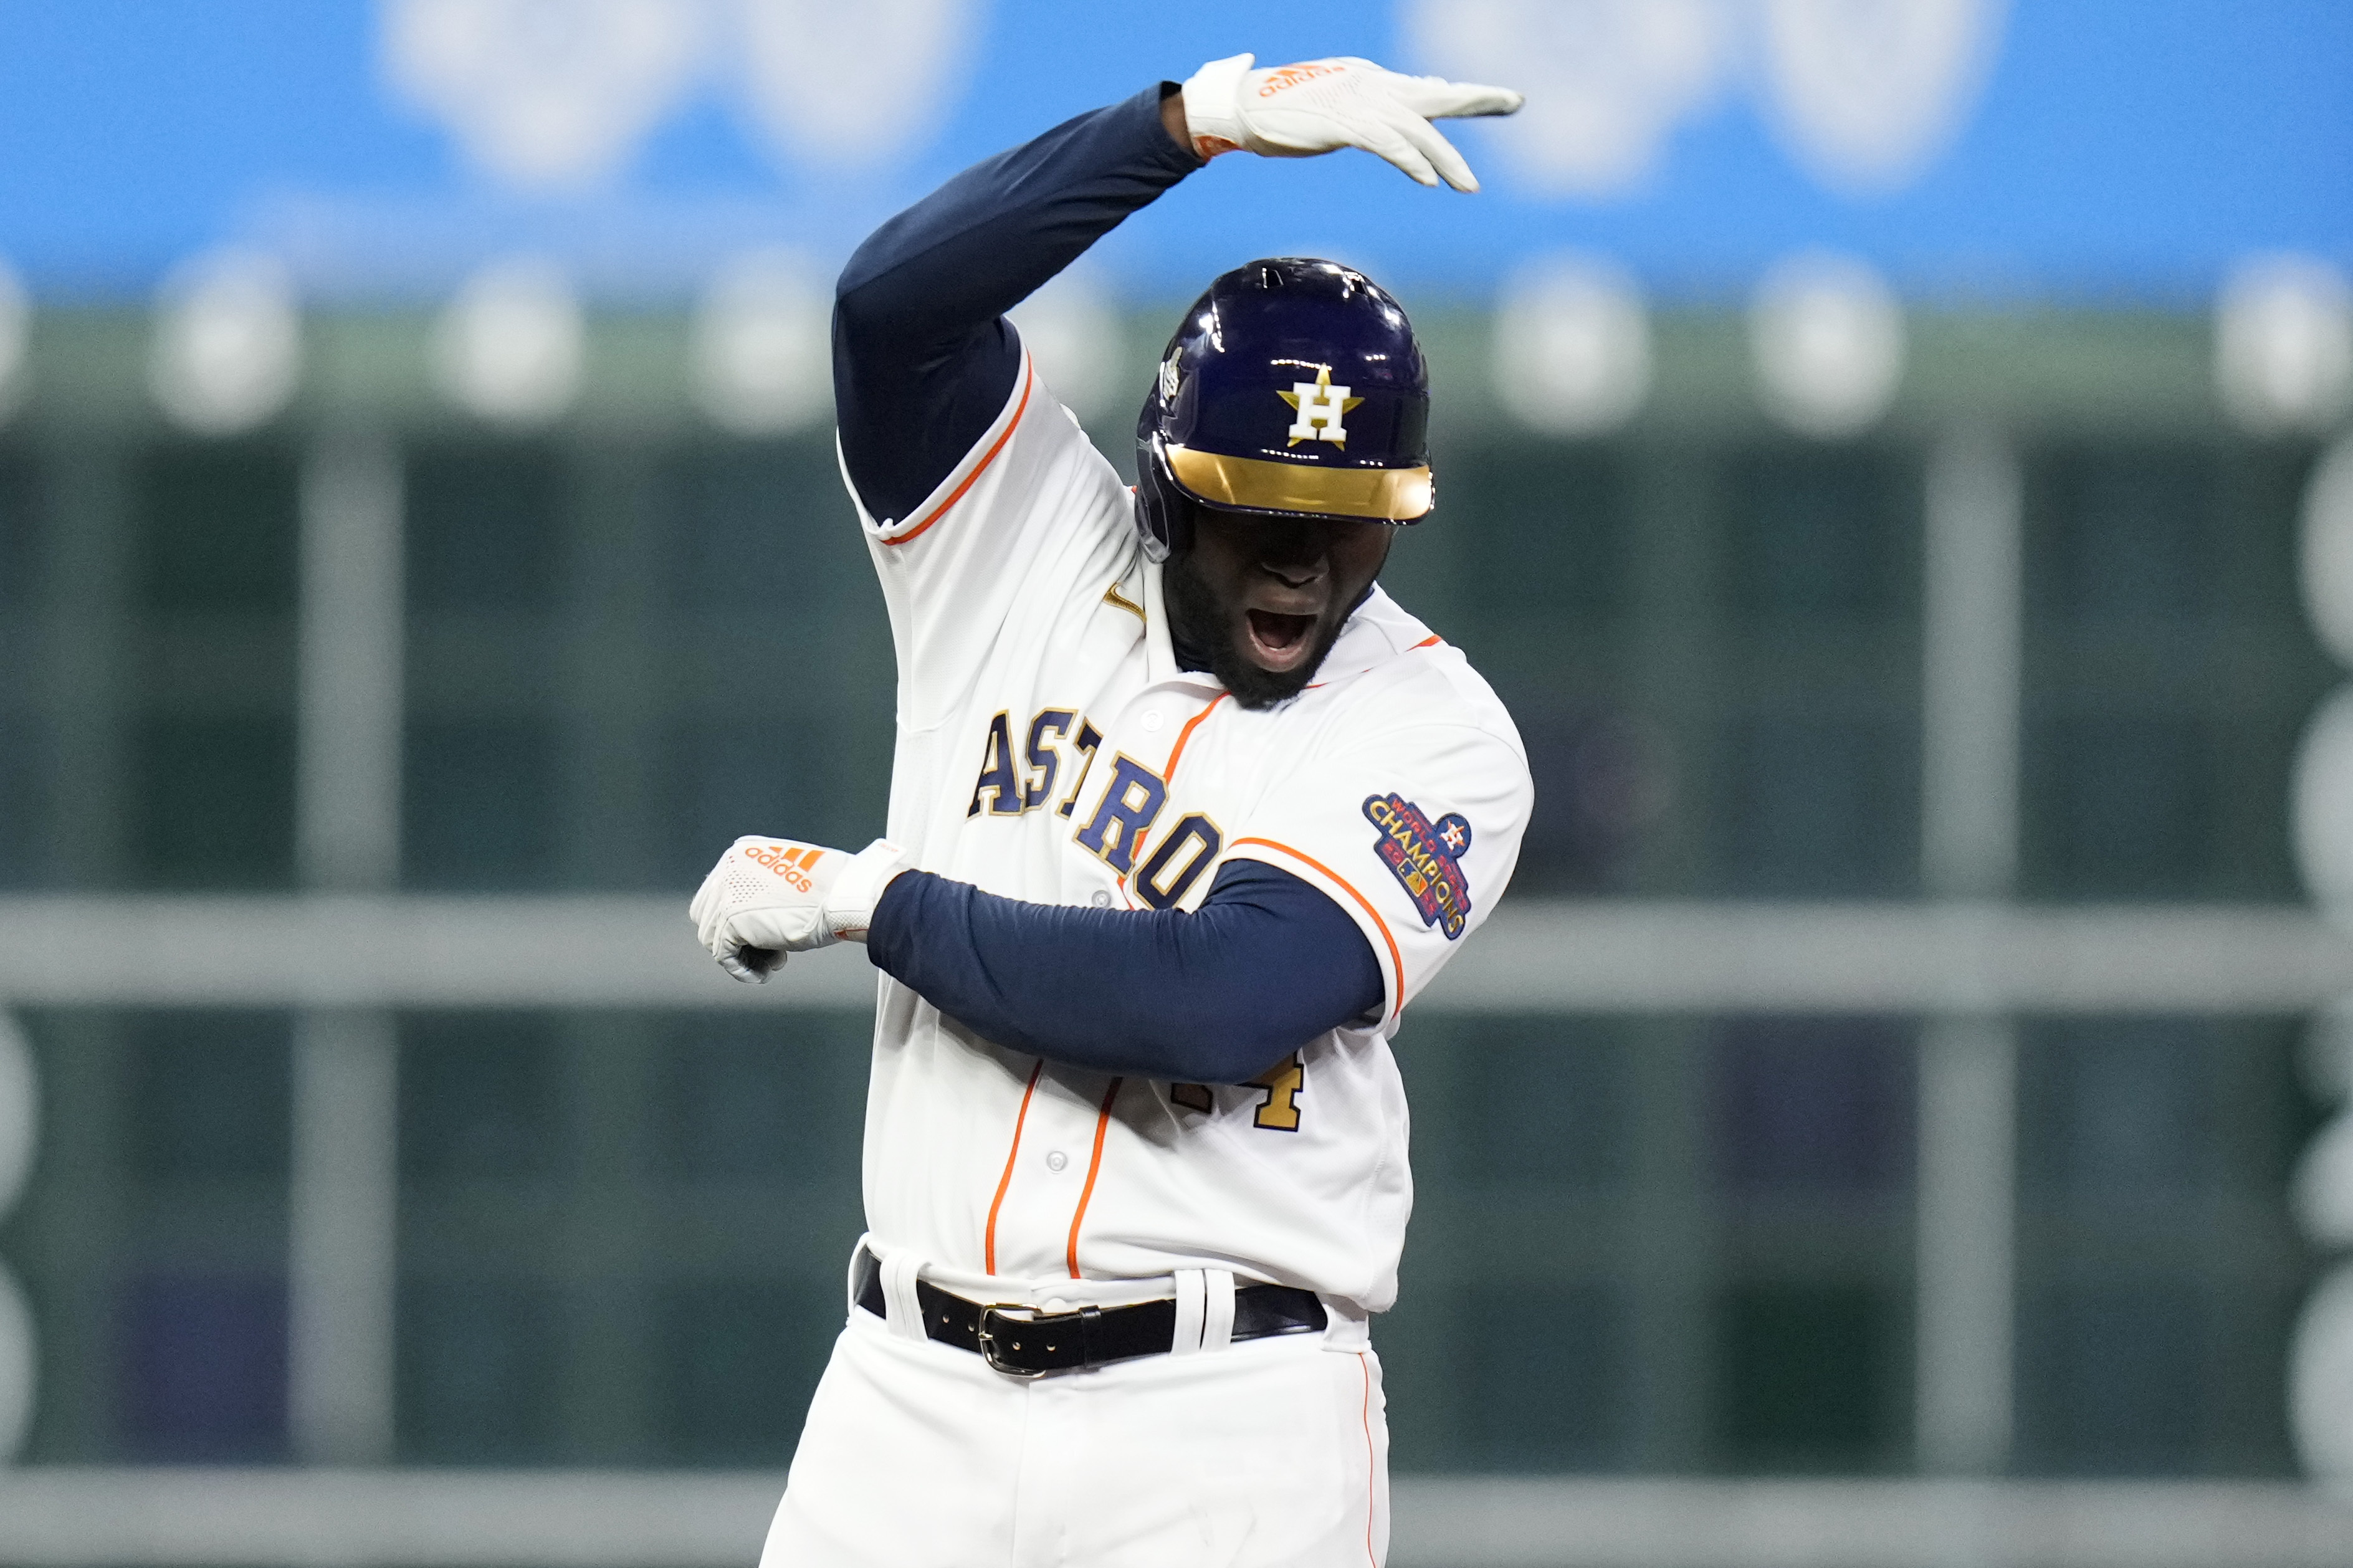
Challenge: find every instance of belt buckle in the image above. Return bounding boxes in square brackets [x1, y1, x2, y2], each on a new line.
[976, 1305, 1048, 1379]
[977, 1304, 1083, 1379]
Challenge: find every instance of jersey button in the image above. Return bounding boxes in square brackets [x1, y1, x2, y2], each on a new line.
[1045, 1150, 1069, 1173]
[1091, 889, 1113, 908]
[1140, 710, 1164, 732]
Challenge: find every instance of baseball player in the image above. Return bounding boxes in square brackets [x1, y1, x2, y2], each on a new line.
[690, 53, 1531, 1566]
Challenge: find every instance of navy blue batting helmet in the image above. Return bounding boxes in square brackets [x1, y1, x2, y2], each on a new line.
[1135, 258, 1433, 561]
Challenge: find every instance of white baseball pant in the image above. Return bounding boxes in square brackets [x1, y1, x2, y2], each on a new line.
[759, 1294, 1390, 1567]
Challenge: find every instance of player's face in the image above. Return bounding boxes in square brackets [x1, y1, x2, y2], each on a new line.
[1169, 506, 1393, 708]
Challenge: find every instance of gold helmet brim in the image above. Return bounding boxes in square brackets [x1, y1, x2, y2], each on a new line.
[1164, 444, 1433, 523]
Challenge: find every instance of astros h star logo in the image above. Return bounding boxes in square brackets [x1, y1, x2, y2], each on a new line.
[1279, 365, 1363, 447]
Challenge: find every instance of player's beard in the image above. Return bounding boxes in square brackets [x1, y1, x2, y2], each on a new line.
[1162, 547, 1353, 711]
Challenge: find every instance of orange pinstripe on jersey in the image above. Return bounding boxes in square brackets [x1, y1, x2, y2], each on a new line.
[1229, 836, 1405, 1017]
[1359, 1352, 1378, 1566]
[1162, 691, 1229, 782]
[982, 1059, 1045, 1275]
[1410, 633, 1441, 649]
[1064, 1077, 1124, 1278]
[881, 358, 1038, 548]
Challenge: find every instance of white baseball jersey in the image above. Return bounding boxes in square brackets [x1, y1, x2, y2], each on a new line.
[850, 351, 1532, 1324]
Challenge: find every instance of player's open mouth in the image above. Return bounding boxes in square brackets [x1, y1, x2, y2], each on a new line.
[1244, 608, 1317, 668]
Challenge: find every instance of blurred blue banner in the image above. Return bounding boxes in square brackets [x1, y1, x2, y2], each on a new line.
[0, 0, 2346, 302]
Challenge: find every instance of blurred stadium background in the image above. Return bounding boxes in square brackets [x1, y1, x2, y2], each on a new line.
[2, 2, 2353, 1565]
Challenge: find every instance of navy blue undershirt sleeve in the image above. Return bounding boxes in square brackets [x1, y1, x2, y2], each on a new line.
[833, 83, 1200, 525]
[864, 859, 1386, 1084]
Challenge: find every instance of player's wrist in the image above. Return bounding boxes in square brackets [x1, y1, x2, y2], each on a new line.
[1178, 53, 1251, 161]
[824, 838, 912, 943]
[1157, 84, 1199, 160]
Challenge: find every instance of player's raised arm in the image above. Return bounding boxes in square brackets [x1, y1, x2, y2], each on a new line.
[832, 58, 1521, 528]
[833, 86, 1197, 528]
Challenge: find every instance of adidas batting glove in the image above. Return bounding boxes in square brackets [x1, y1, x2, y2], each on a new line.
[1178, 53, 1523, 192]
[689, 836, 911, 983]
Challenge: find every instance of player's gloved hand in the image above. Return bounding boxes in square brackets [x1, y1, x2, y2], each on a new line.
[688, 836, 911, 983]
[1178, 54, 1522, 193]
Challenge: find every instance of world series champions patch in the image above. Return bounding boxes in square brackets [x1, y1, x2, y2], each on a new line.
[1363, 793, 1474, 940]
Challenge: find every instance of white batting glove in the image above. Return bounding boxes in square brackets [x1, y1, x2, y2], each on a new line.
[688, 836, 911, 983]
[1179, 54, 1522, 193]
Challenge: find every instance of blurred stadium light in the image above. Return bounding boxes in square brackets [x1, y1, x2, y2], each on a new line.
[688, 249, 831, 438]
[147, 251, 303, 439]
[1749, 0, 2009, 196]
[0, 262, 29, 428]
[379, 0, 714, 192]
[1749, 253, 1906, 441]
[727, 0, 983, 172]
[2215, 258, 2353, 437]
[431, 257, 585, 427]
[1492, 254, 1654, 437]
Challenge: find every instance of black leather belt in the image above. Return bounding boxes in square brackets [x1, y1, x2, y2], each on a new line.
[852, 1247, 1325, 1377]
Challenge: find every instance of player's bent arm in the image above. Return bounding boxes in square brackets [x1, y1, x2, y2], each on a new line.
[864, 861, 1384, 1084]
[833, 84, 1199, 527]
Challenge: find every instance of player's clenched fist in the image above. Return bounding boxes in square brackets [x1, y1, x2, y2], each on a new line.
[1179, 52, 1522, 192]
[688, 835, 910, 983]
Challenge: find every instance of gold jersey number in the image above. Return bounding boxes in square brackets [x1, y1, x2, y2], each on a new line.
[1168, 1052, 1305, 1131]
[1249, 1053, 1304, 1131]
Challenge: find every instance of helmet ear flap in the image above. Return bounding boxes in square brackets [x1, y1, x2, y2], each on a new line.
[1134, 435, 1195, 562]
